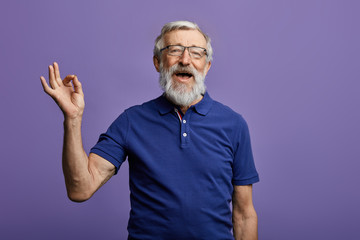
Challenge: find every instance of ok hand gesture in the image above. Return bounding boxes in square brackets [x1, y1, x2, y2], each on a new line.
[40, 62, 85, 120]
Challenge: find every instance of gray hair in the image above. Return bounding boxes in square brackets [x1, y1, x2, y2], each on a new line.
[153, 21, 213, 62]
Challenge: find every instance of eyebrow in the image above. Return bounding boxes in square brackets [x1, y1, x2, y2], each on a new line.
[168, 43, 205, 48]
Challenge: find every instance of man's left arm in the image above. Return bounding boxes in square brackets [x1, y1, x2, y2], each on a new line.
[232, 184, 258, 240]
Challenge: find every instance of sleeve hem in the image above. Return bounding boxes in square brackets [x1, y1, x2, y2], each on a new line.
[232, 175, 259, 186]
[90, 148, 122, 174]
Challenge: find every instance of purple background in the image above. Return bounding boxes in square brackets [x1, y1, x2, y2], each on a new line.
[1, 0, 359, 239]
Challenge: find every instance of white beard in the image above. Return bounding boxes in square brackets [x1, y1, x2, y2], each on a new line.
[159, 63, 206, 107]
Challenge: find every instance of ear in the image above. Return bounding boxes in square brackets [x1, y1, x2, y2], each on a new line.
[153, 56, 160, 72]
[204, 61, 211, 76]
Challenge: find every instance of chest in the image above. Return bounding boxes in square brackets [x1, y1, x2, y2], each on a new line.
[126, 111, 235, 182]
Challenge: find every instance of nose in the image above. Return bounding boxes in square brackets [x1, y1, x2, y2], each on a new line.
[178, 48, 191, 66]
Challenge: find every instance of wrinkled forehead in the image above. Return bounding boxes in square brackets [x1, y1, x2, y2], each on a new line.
[163, 29, 207, 48]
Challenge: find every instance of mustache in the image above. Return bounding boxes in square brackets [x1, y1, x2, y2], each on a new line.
[167, 64, 197, 76]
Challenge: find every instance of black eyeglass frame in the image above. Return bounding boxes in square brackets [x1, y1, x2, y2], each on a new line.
[159, 45, 208, 58]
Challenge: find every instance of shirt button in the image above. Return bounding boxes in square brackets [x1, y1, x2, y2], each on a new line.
[183, 133, 187, 137]
[183, 120, 186, 124]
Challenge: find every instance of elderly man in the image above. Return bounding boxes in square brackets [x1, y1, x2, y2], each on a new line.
[40, 21, 259, 240]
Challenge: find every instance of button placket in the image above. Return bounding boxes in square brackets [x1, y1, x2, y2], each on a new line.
[180, 118, 187, 145]
[180, 111, 192, 147]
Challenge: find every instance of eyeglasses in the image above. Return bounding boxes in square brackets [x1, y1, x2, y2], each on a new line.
[160, 45, 207, 59]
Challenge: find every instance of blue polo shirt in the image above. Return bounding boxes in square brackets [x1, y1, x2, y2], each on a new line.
[90, 92, 259, 240]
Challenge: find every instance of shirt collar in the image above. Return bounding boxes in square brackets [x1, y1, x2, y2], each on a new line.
[156, 92, 213, 116]
[156, 94, 174, 115]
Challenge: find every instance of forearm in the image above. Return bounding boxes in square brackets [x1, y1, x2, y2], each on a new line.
[233, 209, 258, 240]
[62, 117, 93, 202]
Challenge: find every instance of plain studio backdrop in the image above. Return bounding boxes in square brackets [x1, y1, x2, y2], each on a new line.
[0, 0, 359, 239]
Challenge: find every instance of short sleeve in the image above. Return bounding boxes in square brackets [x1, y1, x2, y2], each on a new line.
[90, 111, 129, 174]
[232, 117, 259, 185]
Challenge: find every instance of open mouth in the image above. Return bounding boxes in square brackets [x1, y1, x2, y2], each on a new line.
[174, 71, 193, 79]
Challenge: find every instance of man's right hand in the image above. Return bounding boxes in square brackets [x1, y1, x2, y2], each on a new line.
[40, 62, 85, 120]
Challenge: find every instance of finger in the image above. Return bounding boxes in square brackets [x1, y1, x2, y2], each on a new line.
[73, 75, 84, 96]
[48, 65, 58, 89]
[62, 75, 84, 96]
[63, 75, 75, 87]
[40, 76, 54, 96]
[53, 62, 62, 86]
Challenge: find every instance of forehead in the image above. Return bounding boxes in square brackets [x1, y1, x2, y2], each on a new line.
[163, 29, 207, 48]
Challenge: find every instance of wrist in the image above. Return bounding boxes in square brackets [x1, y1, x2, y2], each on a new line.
[64, 116, 83, 127]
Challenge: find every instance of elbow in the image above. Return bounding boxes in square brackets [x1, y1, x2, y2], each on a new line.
[64, 178, 94, 202]
[68, 195, 89, 203]
[67, 190, 93, 202]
